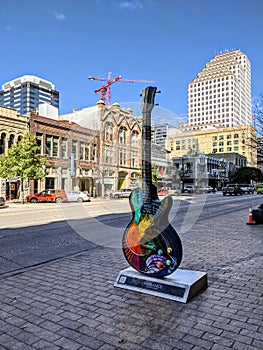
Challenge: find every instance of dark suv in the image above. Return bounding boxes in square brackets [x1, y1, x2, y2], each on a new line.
[222, 184, 243, 196]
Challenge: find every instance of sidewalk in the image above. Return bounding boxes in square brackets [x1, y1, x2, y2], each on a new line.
[0, 206, 262, 350]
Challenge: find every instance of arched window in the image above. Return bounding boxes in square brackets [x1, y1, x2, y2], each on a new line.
[0, 133, 6, 154]
[105, 122, 113, 141]
[8, 134, 15, 148]
[131, 130, 139, 146]
[119, 126, 126, 144]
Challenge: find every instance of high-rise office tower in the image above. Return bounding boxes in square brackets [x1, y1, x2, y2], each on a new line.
[188, 49, 251, 129]
[0, 75, 59, 115]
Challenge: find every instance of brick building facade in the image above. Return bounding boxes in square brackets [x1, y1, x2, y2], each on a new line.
[29, 113, 99, 196]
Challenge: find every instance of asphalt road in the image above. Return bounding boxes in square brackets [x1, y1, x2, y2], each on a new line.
[0, 192, 262, 276]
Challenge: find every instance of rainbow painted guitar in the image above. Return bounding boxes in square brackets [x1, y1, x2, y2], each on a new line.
[122, 86, 183, 277]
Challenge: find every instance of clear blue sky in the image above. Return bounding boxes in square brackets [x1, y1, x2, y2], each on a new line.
[1, 0, 263, 122]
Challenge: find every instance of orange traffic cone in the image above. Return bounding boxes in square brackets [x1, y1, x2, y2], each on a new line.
[246, 206, 256, 225]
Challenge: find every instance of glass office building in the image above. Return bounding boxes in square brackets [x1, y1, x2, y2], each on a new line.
[0, 75, 59, 115]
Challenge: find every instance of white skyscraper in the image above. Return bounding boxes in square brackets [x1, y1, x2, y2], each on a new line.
[188, 49, 252, 129]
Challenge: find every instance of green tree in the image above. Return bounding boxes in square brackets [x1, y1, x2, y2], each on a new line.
[0, 133, 46, 203]
[152, 164, 161, 185]
[136, 164, 161, 185]
[231, 166, 263, 183]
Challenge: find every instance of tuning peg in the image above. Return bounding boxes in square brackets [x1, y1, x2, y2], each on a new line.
[156, 90, 161, 93]
[155, 103, 159, 106]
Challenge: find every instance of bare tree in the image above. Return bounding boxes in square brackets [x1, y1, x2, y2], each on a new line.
[253, 93, 263, 135]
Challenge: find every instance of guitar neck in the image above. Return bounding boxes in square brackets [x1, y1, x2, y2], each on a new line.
[140, 86, 157, 204]
[142, 110, 153, 200]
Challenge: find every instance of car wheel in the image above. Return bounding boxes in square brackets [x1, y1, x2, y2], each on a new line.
[55, 197, 63, 203]
[223, 193, 226, 196]
[77, 198, 83, 202]
[114, 194, 119, 199]
[30, 198, 38, 203]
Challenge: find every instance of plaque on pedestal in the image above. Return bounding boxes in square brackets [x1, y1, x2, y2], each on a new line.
[114, 267, 207, 303]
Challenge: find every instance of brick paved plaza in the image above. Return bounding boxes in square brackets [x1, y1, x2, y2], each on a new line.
[0, 206, 262, 350]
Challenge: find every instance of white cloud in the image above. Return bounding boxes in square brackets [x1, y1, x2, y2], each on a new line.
[5, 26, 11, 31]
[119, 0, 143, 10]
[54, 12, 66, 20]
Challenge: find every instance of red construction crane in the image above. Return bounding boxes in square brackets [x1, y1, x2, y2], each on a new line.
[88, 72, 155, 105]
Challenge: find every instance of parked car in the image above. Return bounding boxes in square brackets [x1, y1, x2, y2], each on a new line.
[157, 188, 170, 196]
[183, 185, 196, 194]
[110, 188, 132, 199]
[196, 186, 214, 194]
[0, 197, 5, 206]
[222, 184, 243, 196]
[157, 187, 177, 196]
[240, 184, 254, 194]
[26, 189, 67, 203]
[205, 186, 214, 193]
[65, 191, 90, 202]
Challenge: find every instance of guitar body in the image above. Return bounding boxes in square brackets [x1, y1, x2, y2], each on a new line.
[122, 188, 182, 277]
[122, 86, 183, 277]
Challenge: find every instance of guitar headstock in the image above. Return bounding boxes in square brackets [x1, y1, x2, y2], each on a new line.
[141, 86, 157, 114]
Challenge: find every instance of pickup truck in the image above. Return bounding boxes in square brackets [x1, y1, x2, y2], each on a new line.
[222, 184, 243, 196]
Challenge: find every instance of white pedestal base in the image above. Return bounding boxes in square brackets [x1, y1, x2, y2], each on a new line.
[114, 267, 207, 303]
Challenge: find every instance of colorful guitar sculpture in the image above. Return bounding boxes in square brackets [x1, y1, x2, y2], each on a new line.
[122, 86, 183, 277]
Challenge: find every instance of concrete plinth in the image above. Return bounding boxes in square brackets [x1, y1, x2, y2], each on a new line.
[114, 267, 207, 303]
